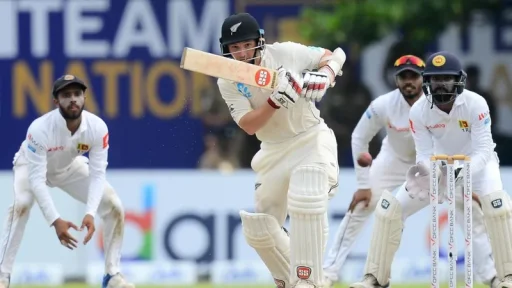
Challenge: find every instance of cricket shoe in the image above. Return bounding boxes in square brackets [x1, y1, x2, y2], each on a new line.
[292, 280, 316, 288]
[323, 276, 334, 288]
[349, 273, 389, 288]
[102, 273, 135, 288]
[0, 275, 9, 288]
[323, 269, 337, 287]
[491, 275, 512, 288]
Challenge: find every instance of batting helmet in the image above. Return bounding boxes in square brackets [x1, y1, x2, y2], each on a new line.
[219, 13, 265, 57]
[422, 51, 467, 105]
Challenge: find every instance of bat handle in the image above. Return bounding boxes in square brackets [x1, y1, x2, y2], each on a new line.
[301, 71, 308, 89]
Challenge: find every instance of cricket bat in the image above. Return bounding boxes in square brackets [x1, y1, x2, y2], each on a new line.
[180, 47, 278, 90]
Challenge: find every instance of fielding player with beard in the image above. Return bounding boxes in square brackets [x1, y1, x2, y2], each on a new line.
[323, 55, 426, 286]
[0, 75, 135, 288]
[349, 51, 506, 288]
[324, 56, 498, 287]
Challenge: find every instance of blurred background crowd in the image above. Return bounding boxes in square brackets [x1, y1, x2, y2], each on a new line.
[1, 0, 511, 170]
[196, 0, 512, 170]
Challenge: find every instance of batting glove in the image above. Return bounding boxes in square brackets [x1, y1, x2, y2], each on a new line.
[301, 71, 330, 102]
[268, 67, 303, 109]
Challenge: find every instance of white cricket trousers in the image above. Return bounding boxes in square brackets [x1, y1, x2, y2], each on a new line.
[251, 124, 339, 226]
[391, 156, 502, 284]
[324, 151, 498, 284]
[0, 156, 125, 277]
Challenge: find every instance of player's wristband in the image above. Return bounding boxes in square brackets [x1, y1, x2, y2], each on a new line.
[267, 97, 280, 109]
[319, 66, 336, 87]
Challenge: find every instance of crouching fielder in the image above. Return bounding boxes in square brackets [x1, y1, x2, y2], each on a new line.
[325, 56, 498, 287]
[350, 51, 512, 288]
[0, 75, 134, 288]
[217, 12, 346, 288]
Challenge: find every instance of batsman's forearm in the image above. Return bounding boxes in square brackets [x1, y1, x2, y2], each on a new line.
[238, 103, 277, 135]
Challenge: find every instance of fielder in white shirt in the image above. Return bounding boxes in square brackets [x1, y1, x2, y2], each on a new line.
[324, 55, 499, 287]
[350, 52, 512, 288]
[217, 12, 345, 288]
[0, 75, 134, 288]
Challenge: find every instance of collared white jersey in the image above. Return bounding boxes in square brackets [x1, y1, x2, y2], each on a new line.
[409, 89, 495, 175]
[351, 89, 416, 188]
[217, 41, 327, 143]
[13, 109, 109, 225]
[14, 109, 109, 174]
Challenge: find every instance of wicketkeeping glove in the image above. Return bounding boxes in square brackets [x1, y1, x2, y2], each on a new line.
[405, 162, 443, 202]
[438, 162, 464, 202]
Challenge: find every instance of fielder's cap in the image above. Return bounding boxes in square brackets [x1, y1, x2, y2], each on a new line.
[394, 55, 425, 76]
[52, 74, 87, 97]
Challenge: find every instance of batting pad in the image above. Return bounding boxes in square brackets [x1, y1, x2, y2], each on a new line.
[364, 190, 403, 286]
[239, 211, 291, 287]
[481, 190, 512, 278]
[288, 165, 329, 286]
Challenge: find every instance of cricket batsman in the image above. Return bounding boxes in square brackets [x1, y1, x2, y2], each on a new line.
[324, 56, 500, 287]
[349, 51, 512, 288]
[217, 13, 346, 287]
[0, 75, 134, 288]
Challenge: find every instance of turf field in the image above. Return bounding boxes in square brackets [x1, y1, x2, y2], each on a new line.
[9, 284, 490, 288]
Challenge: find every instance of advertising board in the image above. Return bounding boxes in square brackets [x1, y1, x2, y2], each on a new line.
[2, 168, 510, 283]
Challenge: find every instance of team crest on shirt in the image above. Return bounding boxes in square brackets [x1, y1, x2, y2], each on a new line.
[77, 143, 90, 154]
[458, 120, 470, 132]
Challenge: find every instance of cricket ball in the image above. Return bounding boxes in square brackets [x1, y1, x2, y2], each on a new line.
[357, 152, 372, 167]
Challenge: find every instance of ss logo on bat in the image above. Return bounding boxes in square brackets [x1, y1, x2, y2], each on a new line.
[255, 69, 271, 86]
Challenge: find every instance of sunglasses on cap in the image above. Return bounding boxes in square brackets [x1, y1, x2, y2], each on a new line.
[394, 55, 425, 68]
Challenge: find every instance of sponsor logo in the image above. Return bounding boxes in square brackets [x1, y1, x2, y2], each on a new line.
[255, 69, 271, 86]
[427, 123, 445, 130]
[296, 266, 311, 280]
[387, 121, 409, 132]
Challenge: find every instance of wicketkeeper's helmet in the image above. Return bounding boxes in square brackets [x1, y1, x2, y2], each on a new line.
[422, 51, 467, 105]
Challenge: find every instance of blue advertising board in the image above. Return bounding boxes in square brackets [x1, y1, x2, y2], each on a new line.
[0, 0, 308, 169]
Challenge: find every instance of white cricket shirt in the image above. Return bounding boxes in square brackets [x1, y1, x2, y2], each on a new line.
[351, 89, 417, 189]
[217, 42, 327, 144]
[409, 89, 495, 176]
[13, 109, 109, 226]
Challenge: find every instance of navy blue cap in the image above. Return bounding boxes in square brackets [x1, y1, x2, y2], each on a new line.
[52, 74, 87, 97]
[422, 51, 462, 76]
